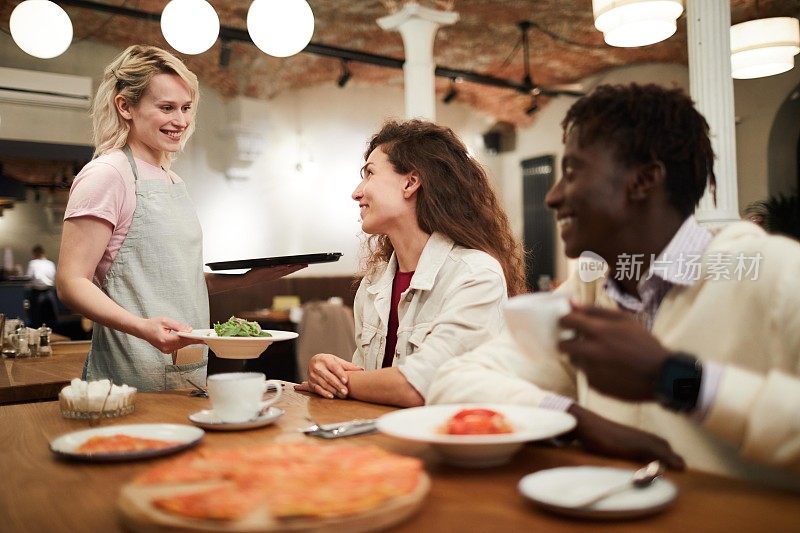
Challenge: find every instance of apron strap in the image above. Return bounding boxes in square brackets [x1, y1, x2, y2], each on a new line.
[122, 145, 140, 182]
[122, 145, 177, 184]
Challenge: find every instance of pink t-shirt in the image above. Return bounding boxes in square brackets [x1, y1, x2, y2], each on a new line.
[64, 149, 183, 285]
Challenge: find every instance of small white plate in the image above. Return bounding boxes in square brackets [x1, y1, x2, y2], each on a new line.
[188, 407, 285, 431]
[377, 404, 575, 467]
[177, 329, 299, 359]
[518, 466, 678, 519]
[50, 424, 204, 462]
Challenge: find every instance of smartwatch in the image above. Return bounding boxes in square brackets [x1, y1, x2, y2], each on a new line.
[655, 352, 703, 412]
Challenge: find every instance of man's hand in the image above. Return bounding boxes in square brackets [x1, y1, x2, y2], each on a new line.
[558, 305, 670, 401]
[137, 316, 194, 353]
[294, 354, 363, 399]
[568, 404, 685, 470]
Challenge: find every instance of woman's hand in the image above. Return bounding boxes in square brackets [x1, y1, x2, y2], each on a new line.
[136, 316, 195, 354]
[295, 354, 363, 399]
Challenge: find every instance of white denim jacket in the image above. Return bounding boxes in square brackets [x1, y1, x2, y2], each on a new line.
[351, 232, 507, 398]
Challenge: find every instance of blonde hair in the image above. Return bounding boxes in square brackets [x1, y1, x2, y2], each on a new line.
[91, 45, 199, 159]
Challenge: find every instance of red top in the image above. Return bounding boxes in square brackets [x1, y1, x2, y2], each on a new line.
[382, 270, 415, 368]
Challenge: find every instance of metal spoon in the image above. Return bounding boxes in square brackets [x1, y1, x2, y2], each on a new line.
[574, 461, 665, 508]
[186, 378, 208, 398]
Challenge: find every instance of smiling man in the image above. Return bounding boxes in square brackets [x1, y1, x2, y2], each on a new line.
[429, 83, 800, 491]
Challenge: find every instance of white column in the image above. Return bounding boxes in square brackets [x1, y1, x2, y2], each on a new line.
[377, 2, 458, 121]
[687, 0, 741, 225]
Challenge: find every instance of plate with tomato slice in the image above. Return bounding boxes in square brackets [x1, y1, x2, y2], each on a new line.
[376, 404, 575, 468]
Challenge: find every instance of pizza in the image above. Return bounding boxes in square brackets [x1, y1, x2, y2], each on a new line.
[77, 434, 179, 454]
[134, 443, 424, 522]
[442, 408, 514, 435]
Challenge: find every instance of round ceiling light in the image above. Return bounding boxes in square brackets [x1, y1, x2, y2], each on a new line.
[161, 0, 220, 55]
[593, 0, 684, 48]
[247, 0, 315, 58]
[10, 0, 73, 59]
[731, 17, 800, 80]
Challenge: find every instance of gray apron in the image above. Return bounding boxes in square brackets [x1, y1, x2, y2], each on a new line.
[84, 146, 209, 391]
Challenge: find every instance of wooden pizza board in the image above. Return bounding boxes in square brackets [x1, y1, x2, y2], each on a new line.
[118, 474, 430, 533]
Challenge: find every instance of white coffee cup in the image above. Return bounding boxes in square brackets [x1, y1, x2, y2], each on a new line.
[206, 372, 283, 423]
[503, 292, 575, 358]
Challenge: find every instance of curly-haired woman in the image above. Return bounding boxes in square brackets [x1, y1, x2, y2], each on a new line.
[296, 119, 526, 406]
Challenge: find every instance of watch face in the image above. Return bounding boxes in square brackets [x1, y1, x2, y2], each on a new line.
[657, 353, 702, 412]
[671, 377, 701, 401]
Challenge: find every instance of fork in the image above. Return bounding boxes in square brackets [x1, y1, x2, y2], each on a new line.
[300, 416, 376, 436]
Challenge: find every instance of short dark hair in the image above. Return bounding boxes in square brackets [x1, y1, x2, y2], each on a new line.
[32, 245, 45, 257]
[562, 83, 716, 217]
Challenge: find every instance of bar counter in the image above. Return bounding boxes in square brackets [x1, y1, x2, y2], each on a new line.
[0, 340, 89, 405]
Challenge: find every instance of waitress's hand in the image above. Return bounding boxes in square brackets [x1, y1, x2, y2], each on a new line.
[138, 317, 194, 353]
[295, 354, 363, 399]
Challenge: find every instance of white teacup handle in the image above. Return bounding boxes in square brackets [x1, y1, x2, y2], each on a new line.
[259, 380, 283, 410]
[558, 328, 577, 341]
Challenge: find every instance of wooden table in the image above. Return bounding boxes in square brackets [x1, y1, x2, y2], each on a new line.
[1, 388, 797, 532]
[0, 341, 89, 405]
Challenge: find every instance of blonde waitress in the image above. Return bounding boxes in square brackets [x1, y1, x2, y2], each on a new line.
[57, 45, 295, 391]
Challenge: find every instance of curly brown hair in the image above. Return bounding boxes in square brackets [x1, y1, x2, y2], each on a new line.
[360, 119, 527, 296]
[562, 83, 716, 217]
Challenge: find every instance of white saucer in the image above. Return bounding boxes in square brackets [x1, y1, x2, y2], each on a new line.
[188, 407, 284, 431]
[519, 466, 678, 519]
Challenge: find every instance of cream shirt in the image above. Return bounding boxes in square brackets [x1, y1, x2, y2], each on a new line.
[352, 232, 507, 398]
[430, 222, 800, 490]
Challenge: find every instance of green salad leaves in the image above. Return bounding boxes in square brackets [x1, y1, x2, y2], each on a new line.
[213, 316, 272, 337]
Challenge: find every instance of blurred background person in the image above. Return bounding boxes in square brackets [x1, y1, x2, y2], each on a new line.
[26, 244, 57, 328]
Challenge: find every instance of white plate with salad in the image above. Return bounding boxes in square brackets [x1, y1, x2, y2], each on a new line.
[177, 317, 299, 359]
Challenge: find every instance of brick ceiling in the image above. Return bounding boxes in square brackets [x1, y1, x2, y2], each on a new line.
[2, 0, 799, 126]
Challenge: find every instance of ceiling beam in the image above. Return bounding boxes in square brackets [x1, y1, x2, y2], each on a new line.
[58, 0, 536, 94]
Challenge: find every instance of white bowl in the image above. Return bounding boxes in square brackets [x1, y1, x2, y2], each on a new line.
[177, 329, 299, 359]
[376, 404, 575, 468]
[59, 388, 136, 420]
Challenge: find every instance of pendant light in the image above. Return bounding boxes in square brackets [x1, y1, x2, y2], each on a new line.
[592, 0, 684, 48]
[10, 0, 73, 59]
[247, 0, 315, 58]
[730, 17, 800, 79]
[161, 0, 220, 55]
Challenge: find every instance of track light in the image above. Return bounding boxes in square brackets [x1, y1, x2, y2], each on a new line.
[337, 59, 352, 88]
[525, 96, 539, 116]
[219, 39, 232, 67]
[442, 78, 458, 104]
